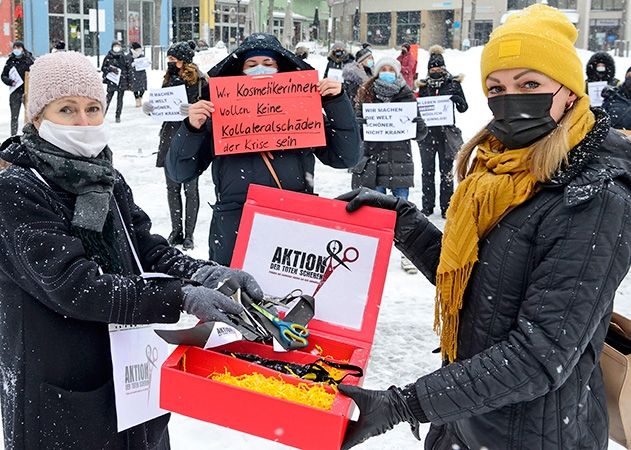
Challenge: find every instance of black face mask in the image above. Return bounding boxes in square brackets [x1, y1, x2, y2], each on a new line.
[429, 71, 443, 79]
[486, 87, 562, 150]
[167, 62, 179, 75]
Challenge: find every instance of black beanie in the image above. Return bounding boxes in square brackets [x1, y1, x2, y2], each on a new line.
[130, 42, 142, 50]
[355, 48, 372, 63]
[428, 45, 445, 69]
[167, 41, 195, 64]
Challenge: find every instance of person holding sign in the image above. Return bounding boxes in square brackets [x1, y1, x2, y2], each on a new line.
[602, 66, 631, 130]
[336, 5, 631, 450]
[101, 41, 132, 123]
[129, 42, 148, 108]
[166, 33, 361, 265]
[416, 45, 468, 218]
[1, 41, 35, 135]
[144, 41, 209, 250]
[585, 51, 619, 91]
[324, 41, 353, 80]
[0, 51, 263, 450]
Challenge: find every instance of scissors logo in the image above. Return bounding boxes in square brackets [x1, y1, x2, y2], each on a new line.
[145, 345, 159, 403]
[312, 240, 359, 297]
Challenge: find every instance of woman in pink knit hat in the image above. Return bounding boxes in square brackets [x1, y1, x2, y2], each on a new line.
[0, 51, 263, 449]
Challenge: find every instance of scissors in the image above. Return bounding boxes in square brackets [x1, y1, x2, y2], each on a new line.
[248, 302, 310, 348]
[312, 240, 359, 297]
[146, 345, 158, 368]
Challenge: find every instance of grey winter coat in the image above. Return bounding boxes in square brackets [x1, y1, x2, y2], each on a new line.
[399, 110, 631, 449]
[0, 136, 208, 449]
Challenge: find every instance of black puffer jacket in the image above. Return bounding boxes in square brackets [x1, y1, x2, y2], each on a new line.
[156, 68, 209, 168]
[398, 110, 631, 449]
[586, 51, 620, 88]
[166, 33, 361, 264]
[355, 79, 427, 189]
[129, 51, 148, 92]
[0, 136, 208, 449]
[602, 84, 631, 129]
[1, 50, 35, 93]
[324, 47, 353, 79]
[101, 50, 132, 92]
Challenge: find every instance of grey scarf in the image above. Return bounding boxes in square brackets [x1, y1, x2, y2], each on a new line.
[21, 123, 116, 232]
[373, 77, 407, 102]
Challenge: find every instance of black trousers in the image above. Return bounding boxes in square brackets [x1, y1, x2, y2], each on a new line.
[9, 89, 24, 135]
[164, 169, 200, 239]
[105, 89, 125, 119]
[419, 129, 455, 213]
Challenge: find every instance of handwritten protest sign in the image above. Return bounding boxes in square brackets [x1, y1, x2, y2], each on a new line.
[133, 57, 151, 71]
[147, 85, 188, 122]
[361, 102, 417, 142]
[210, 70, 326, 155]
[587, 81, 607, 107]
[417, 95, 455, 127]
[8, 67, 23, 94]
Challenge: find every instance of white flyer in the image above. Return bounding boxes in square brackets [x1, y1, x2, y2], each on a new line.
[362, 102, 417, 142]
[109, 324, 169, 432]
[417, 95, 455, 127]
[587, 81, 608, 107]
[327, 68, 344, 82]
[8, 67, 23, 94]
[105, 66, 121, 86]
[147, 85, 188, 122]
[133, 57, 151, 71]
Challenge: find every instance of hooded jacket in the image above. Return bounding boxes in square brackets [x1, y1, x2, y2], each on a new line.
[398, 110, 631, 449]
[0, 133, 208, 449]
[324, 45, 353, 79]
[166, 33, 361, 264]
[586, 52, 620, 88]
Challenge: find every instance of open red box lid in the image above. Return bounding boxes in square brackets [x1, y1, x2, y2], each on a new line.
[230, 184, 396, 348]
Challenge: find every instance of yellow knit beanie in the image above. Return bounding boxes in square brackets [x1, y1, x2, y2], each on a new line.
[480, 4, 584, 97]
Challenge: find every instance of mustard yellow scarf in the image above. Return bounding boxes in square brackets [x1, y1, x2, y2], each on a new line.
[435, 96, 595, 362]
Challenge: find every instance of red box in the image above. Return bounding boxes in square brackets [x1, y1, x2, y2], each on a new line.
[161, 185, 396, 450]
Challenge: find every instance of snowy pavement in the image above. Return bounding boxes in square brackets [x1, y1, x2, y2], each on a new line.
[0, 46, 630, 449]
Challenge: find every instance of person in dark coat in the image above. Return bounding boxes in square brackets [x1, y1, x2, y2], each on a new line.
[101, 41, 132, 122]
[166, 33, 361, 265]
[129, 42, 148, 107]
[335, 5, 631, 450]
[144, 41, 208, 250]
[416, 45, 468, 218]
[1, 41, 35, 135]
[342, 47, 373, 106]
[586, 51, 620, 90]
[397, 43, 417, 89]
[51, 40, 66, 52]
[602, 66, 631, 130]
[323, 41, 353, 79]
[0, 51, 262, 450]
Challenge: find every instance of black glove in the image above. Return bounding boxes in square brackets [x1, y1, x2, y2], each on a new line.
[356, 117, 367, 125]
[336, 188, 427, 243]
[450, 94, 464, 105]
[192, 264, 264, 302]
[338, 384, 422, 450]
[108, 66, 119, 73]
[412, 116, 423, 123]
[181, 284, 244, 324]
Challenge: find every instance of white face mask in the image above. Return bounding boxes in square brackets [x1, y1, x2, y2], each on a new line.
[38, 120, 109, 158]
[596, 65, 606, 72]
[243, 65, 278, 76]
[131, 48, 142, 58]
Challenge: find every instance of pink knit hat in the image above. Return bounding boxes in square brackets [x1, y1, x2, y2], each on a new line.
[27, 51, 106, 120]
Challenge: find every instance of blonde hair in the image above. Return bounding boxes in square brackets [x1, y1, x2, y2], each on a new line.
[455, 105, 579, 182]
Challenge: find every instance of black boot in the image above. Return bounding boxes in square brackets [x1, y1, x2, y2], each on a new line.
[167, 230, 184, 246]
[182, 237, 194, 250]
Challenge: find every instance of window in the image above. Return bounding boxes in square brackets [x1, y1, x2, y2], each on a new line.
[591, 0, 624, 10]
[396, 11, 420, 45]
[507, 0, 535, 9]
[547, 0, 577, 8]
[367, 12, 391, 46]
[49, 0, 64, 14]
[67, 0, 80, 14]
[49, 16, 65, 44]
[472, 21, 493, 45]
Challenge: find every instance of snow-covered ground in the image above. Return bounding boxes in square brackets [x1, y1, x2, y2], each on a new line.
[0, 45, 630, 449]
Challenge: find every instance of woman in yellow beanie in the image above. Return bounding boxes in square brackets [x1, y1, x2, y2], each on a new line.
[336, 4, 631, 449]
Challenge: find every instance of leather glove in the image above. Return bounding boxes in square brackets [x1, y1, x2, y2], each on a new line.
[179, 103, 190, 117]
[338, 384, 421, 450]
[142, 101, 154, 115]
[336, 188, 427, 243]
[192, 265, 264, 302]
[181, 284, 244, 323]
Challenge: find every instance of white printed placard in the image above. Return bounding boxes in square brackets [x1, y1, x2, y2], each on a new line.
[109, 324, 169, 432]
[204, 322, 243, 349]
[327, 68, 344, 82]
[240, 214, 379, 330]
[417, 95, 455, 127]
[105, 66, 121, 86]
[8, 67, 23, 94]
[133, 57, 151, 71]
[588, 81, 608, 107]
[147, 85, 188, 122]
[362, 102, 417, 142]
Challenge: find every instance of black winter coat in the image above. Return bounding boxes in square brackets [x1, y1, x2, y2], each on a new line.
[355, 82, 427, 189]
[417, 74, 468, 157]
[102, 51, 132, 92]
[323, 50, 353, 79]
[129, 52, 148, 92]
[0, 137, 208, 449]
[1, 52, 35, 95]
[586, 52, 620, 87]
[166, 33, 361, 265]
[602, 85, 631, 129]
[157, 70, 209, 168]
[399, 111, 631, 450]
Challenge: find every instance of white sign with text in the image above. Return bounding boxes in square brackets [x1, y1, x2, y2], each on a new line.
[362, 102, 417, 142]
[147, 85, 188, 122]
[417, 95, 455, 127]
[8, 67, 23, 94]
[588, 81, 608, 107]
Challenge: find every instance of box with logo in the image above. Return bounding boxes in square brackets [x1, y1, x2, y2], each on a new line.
[160, 185, 395, 450]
